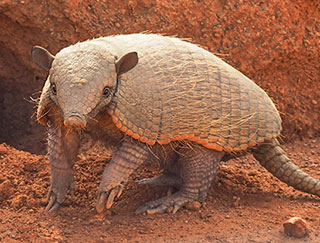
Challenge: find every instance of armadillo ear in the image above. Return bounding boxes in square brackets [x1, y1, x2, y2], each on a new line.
[32, 46, 55, 71]
[115, 52, 138, 76]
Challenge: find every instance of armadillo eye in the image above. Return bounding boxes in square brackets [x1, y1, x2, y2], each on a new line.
[51, 83, 56, 94]
[102, 86, 111, 97]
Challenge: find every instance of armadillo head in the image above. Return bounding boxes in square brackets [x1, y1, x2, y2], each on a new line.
[32, 43, 138, 129]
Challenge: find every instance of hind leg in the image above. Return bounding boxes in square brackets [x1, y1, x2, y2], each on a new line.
[138, 151, 183, 189]
[137, 174, 183, 189]
[136, 146, 224, 214]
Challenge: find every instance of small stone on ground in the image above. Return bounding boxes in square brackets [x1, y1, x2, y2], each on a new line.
[283, 217, 308, 238]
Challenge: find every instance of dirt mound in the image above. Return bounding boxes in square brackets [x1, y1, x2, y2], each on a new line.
[0, 0, 319, 153]
[1, 138, 320, 242]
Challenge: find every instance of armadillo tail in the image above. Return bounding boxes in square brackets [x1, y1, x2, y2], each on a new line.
[252, 138, 320, 197]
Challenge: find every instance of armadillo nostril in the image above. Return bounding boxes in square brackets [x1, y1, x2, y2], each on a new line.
[64, 115, 87, 129]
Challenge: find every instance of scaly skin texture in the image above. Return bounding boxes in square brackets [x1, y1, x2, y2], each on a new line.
[45, 105, 80, 212]
[96, 138, 151, 213]
[37, 34, 281, 152]
[136, 145, 224, 214]
[105, 34, 281, 152]
[252, 139, 320, 196]
[31, 33, 320, 214]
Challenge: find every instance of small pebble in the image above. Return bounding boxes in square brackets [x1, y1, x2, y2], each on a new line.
[283, 217, 308, 238]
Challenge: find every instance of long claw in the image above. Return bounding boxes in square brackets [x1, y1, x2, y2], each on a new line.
[172, 204, 181, 214]
[136, 203, 158, 214]
[135, 191, 194, 215]
[106, 190, 117, 209]
[47, 201, 61, 213]
[46, 193, 60, 212]
[146, 206, 166, 214]
[46, 192, 56, 210]
[137, 204, 179, 215]
[116, 185, 124, 199]
[135, 206, 146, 214]
[96, 184, 125, 213]
[96, 192, 108, 213]
[46, 190, 53, 201]
[106, 184, 124, 209]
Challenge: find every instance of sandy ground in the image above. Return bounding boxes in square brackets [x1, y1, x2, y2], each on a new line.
[1, 137, 320, 242]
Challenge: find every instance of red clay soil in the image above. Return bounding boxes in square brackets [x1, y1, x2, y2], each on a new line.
[1, 139, 320, 242]
[0, 0, 319, 242]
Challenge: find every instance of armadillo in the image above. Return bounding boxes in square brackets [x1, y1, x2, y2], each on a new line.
[31, 33, 320, 214]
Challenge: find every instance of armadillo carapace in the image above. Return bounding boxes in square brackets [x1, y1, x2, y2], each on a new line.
[32, 33, 320, 214]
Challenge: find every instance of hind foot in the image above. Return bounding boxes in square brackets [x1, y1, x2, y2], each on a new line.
[136, 191, 198, 214]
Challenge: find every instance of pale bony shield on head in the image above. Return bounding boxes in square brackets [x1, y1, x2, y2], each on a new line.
[32, 44, 138, 128]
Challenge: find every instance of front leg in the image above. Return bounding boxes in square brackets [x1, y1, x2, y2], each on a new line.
[96, 138, 150, 213]
[46, 124, 80, 212]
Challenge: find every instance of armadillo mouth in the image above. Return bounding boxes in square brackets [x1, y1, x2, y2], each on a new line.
[64, 114, 87, 129]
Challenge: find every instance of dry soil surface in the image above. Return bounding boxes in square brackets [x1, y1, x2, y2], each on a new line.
[1, 138, 320, 242]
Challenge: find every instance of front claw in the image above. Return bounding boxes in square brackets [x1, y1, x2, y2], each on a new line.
[45, 168, 74, 212]
[96, 184, 124, 213]
[46, 191, 61, 213]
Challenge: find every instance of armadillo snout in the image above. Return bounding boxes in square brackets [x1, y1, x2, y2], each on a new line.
[64, 115, 87, 129]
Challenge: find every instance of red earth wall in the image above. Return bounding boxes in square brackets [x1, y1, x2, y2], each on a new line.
[0, 0, 319, 153]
